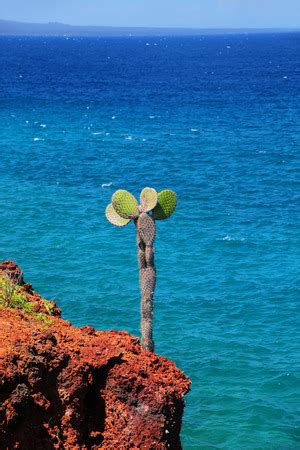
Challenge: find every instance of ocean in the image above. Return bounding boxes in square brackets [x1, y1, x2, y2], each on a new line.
[0, 33, 299, 449]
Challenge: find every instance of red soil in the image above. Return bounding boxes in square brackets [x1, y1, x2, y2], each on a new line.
[0, 261, 190, 449]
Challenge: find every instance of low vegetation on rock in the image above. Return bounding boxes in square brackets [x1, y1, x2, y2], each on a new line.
[0, 261, 58, 324]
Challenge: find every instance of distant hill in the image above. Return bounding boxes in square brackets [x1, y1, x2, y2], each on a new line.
[0, 20, 298, 37]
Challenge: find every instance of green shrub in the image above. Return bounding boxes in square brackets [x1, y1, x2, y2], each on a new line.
[0, 273, 52, 324]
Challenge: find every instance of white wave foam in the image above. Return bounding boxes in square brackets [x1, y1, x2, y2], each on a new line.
[220, 235, 246, 242]
[33, 137, 44, 141]
[101, 182, 113, 188]
[92, 132, 103, 135]
[125, 136, 133, 140]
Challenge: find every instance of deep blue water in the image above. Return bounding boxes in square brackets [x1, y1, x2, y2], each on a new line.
[0, 34, 299, 449]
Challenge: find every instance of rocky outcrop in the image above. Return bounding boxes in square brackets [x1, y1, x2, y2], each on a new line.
[0, 261, 190, 449]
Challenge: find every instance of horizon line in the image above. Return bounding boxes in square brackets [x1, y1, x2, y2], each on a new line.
[1, 19, 299, 31]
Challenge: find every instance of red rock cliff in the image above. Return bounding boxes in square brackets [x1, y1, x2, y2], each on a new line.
[0, 261, 190, 449]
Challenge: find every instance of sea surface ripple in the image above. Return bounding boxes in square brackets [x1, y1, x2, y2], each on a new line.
[0, 34, 299, 449]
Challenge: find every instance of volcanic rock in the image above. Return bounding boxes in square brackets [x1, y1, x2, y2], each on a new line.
[0, 261, 190, 449]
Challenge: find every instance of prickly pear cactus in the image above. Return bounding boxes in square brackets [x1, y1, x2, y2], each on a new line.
[105, 204, 130, 227]
[105, 187, 177, 352]
[140, 187, 158, 213]
[136, 213, 156, 352]
[137, 212, 156, 246]
[112, 189, 139, 219]
[152, 189, 177, 220]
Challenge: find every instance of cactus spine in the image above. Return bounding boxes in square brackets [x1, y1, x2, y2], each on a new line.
[105, 187, 177, 352]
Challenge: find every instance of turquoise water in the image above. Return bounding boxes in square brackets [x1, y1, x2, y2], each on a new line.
[0, 34, 299, 449]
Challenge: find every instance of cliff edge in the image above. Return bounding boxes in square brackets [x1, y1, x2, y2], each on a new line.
[0, 261, 190, 449]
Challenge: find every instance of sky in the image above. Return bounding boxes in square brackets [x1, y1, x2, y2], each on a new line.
[1, 0, 300, 28]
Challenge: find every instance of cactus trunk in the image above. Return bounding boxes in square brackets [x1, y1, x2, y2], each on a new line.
[136, 213, 156, 352]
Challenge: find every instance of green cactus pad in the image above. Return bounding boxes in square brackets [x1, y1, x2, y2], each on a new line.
[152, 189, 177, 220]
[105, 204, 131, 227]
[112, 190, 139, 219]
[140, 187, 158, 213]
